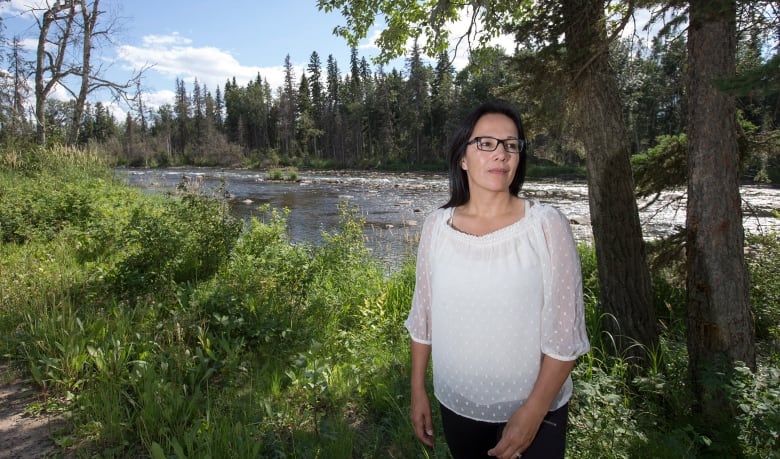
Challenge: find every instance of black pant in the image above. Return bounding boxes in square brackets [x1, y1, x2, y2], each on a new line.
[439, 402, 568, 459]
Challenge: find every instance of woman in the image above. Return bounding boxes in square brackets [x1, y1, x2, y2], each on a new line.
[404, 100, 590, 459]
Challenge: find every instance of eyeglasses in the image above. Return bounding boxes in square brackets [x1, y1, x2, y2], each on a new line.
[466, 136, 524, 154]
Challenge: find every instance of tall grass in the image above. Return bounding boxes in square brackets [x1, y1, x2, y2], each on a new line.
[0, 147, 778, 458]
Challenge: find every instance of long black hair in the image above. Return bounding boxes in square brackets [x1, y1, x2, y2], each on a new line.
[442, 99, 527, 208]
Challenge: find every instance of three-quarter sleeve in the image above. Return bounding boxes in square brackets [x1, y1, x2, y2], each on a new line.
[404, 211, 437, 344]
[539, 207, 590, 361]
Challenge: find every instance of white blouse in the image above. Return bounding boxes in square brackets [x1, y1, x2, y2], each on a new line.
[404, 200, 590, 422]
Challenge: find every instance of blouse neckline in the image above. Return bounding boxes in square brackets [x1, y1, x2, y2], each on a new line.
[445, 199, 536, 240]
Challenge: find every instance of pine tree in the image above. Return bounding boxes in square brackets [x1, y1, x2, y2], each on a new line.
[173, 77, 191, 158]
[404, 40, 431, 163]
[279, 54, 298, 156]
[325, 54, 343, 161]
[308, 51, 325, 158]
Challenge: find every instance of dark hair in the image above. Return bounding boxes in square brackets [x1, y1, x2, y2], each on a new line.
[442, 100, 527, 208]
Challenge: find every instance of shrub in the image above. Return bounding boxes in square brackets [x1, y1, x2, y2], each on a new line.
[747, 233, 780, 341]
[192, 206, 315, 354]
[268, 168, 284, 180]
[727, 364, 780, 457]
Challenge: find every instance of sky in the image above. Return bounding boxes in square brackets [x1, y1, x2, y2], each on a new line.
[1, 0, 506, 119]
[1, 1, 664, 122]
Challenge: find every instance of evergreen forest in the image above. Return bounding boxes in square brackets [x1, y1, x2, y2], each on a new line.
[1, 24, 777, 181]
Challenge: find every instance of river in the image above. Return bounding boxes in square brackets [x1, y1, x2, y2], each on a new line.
[115, 167, 780, 268]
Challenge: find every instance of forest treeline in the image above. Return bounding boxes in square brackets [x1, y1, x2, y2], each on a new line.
[2, 31, 778, 180]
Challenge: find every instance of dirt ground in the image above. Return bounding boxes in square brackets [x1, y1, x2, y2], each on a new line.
[0, 365, 65, 459]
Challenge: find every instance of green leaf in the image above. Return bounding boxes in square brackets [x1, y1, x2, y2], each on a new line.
[150, 442, 167, 459]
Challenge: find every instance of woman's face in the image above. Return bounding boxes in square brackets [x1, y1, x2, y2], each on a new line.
[460, 113, 521, 195]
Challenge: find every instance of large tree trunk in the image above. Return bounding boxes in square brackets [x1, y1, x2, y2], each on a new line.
[685, 0, 755, 433]
[562, 0, 658, 358]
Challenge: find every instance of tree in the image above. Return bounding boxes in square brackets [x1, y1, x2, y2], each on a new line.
[631, 34, 687, 152]
[31, 0, 146, 146]
[213, 86, 224, 132]
[371, 66, 402, 163]
[344, 46, 365, 161]
[34, 0, 76, 145]
[297, 73, 322, 158]
[66, 0, 99, 144]
[685, 0, 755, 436]
[307, 51, 325, 158]
[279, 54, 297, 156]
[243, 75, 273, 151]
[173, 77, 191, 156]
[1, 36, 32, 141]
[431, 52, 456, 161]
[560, 0, 657, 357]
[404, 40, 431, 164]
[192, 78, 204, 146]
[124, 110, 135, 161]
[318, 0, 658, 356]
[324, 54, 344, 161]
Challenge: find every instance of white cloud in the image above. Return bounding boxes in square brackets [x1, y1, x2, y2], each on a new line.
[18, 37, 38, 51]
[1, 0, 41, 15]
[115, 33, 301, 110]
[104, 101, 126, 122]
[142, 33, 192, 47]
[142, 89, 176, 110]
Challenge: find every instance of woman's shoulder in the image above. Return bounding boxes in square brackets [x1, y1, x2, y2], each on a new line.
[418, 207, 451, 234]
[423, 206, 451, 223]
[527, 200, 570, 226]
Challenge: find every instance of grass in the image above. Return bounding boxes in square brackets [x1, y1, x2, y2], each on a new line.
[0, 146, 778, 458]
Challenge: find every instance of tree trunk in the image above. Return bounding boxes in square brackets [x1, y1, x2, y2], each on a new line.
[685, 0, 755, 434]
[68, 0, 99, 145]
[34, 1, 76, 146]
[562, 0, 658, 358]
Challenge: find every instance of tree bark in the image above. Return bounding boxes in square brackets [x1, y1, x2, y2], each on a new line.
[685, 0, 755, 430]
[35, 0, 76, 145]
[68, 0, 99, 144]
[562, 0, 658, 358]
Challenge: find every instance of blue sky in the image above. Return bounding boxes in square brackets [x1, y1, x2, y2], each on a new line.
[1, 0, 424, 117]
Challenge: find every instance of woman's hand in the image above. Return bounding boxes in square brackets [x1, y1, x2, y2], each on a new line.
[410, 387, 435, 446]
[409, 340, 434, 446]
[489, 355, 576, 458]
[487, 402, 545, 458]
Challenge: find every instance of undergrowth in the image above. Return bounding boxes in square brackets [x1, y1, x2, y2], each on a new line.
[0, 146, 778, 458]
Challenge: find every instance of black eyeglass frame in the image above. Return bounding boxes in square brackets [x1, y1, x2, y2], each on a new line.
[466, 136, 525, 154]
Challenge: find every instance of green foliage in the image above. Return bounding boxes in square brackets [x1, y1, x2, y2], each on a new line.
[747, 233, 780, 341]
[727, 364, 780, 457]
[268, 168, 284, 180]
[569, 363, 642, 458]
[0, 176, 87, 244]
[631, 134, 688, 199]
[192, 206, 315, 355]
[267, 167, 299, 181]
[110, 194, 241, 299]
[2, 146, 780, 458]
[0, 149, 111, 244]
[0, 145, 110, 178]
[526, 162, 586, 179]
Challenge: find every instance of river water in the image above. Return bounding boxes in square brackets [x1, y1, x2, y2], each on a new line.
[116, 168, 780, 268]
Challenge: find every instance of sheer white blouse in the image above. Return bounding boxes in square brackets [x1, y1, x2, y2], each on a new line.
[404, 200, 590, 422]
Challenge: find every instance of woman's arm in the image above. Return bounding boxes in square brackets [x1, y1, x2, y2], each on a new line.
[410, 340, 434, 447]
